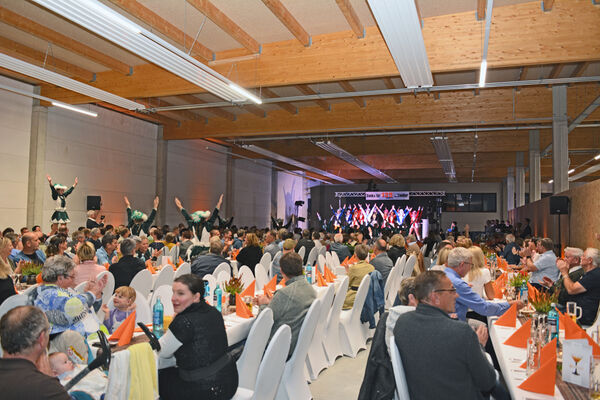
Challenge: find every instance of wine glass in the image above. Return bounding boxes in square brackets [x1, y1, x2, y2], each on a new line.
[572, 355, 582, 376]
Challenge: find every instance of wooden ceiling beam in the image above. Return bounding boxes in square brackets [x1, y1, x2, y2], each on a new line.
[476, 0, 486, 20]
[177, 94, 236, 121]
[542, 0, 555, 12]
[243, 105, 266, 118]
[0, 36, 94, 82]
[108, 0, 213, 61]
[185, 0, 260, 54]
[0, 6, 131, 75]
[260, 87, 297, 114]
[335, 0, 364, 38]
[338, 80, 365, 108]
[549, 63, 564, 79]
[382, 77, 402, 104]
[261, 0, 310, 46]
[296, 84, 331, 111]
[571, 62, 590, 77]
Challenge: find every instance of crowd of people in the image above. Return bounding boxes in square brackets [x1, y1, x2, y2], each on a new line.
[1, 201, 599, 399]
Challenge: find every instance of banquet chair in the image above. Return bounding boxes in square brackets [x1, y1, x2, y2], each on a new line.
[130, 269, 152, 299]
[105, 342, 158, 400]
[232, 325, 291, 400]
[331, 251, 341, 268]
[259, 252, 272, 271]
[236, 308, 274, 390]
[316, 254, 326, 274]
[149, 285, 174, 316]
[318, 246, 327, 258]
[325, 252, 333, 270]
[173, 262, 191, 279]
[152, 265, 174, 292]
[213, 262, 231, 280]
[21, 283, 39, 296]
[384, 266, 400, 309]
[322, 276, 349, 366]
[162, 244, 179, 264]
[268, 261, 274, 279]
[216, 270, 230, 288]
[106, 290, 152, 324]
[0, 293, 28, 357]
[275, 298, 322, 400]
[306, 247, 318, 267]
[238, 265, 255, 289]
[254, 264, 269, 291]
[395, 254, 407, 273]
[74, 281, 87, 293]
[585, 304, 600, 334]
[95, 271, 115, 320]
[203, 274, 216, 305]
[402, 255, 417, 278]
[297, 246, 306, 260]
[339, 275, 370, 358]
[306, 284, 335, 381]
[389, 336, 411, 400]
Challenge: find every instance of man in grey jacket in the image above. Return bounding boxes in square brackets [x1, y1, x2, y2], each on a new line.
[393, 271, 497, 400]
[330, 233, 351, 262]
[257, 252, 316, 359]
[191, 237, 230, 279]
[370, 239, 393, 284]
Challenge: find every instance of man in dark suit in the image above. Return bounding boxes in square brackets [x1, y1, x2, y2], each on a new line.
[109, 238, 145, 290]
[393, 271, 500, 400]
[294, 229, 314, 265]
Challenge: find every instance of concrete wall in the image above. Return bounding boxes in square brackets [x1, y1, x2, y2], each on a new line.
[231, 158, 272, 228]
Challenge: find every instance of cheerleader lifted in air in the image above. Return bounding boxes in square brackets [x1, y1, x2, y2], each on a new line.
[47, 174, 77, 224]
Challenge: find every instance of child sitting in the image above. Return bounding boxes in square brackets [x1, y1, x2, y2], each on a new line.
[49, 352, 108, 400]
[101, 286, 136, 333]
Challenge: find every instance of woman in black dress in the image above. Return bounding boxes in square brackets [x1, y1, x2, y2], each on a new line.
[158, 274, 238, 400]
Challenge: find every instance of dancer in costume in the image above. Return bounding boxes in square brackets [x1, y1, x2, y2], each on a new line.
[393, 205, 410, 228]
[174, 194, 223, 241]
[407, 206, 423, 241]
[124, 195, 159, 236]
[47, 175, 77, 224]
[330, 204, 345, 231]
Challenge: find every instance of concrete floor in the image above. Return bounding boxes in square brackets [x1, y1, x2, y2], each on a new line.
[309, 343, 371, 400]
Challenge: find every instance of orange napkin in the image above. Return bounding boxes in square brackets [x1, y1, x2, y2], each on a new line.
[323, 265, 336, 282]
[520, 338, 557, 368]
[316, 270, 327, 287]
[167, 258, 175, 268]
[494, 303, 517, 327]
[231, 249, 240, 260]
[350, 254, 358, 264]
[517, 356, 557, 396]
[109, 311, 136, 346]
[527, 282, 539, 302]
[240, 280, 255, 297]
[104, 262, 110, 270]
[281, 278, 286, 287]
[341, 256, 349, 267]
[178, 256, 184, 266]
[503, 319, 531, 348]
[36, 273, 43, 284]
[235, 294, 253, 318]
[563, 314, 600, 356]
[263, 276, 277, 293]
[492, 281, 504, 299]
[146, 260, 156, 273]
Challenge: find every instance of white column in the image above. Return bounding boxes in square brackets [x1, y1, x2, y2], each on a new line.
[506, 167, 515, 211]
[528, 130, 541, 202]
[27, 91, 48, 228]
[515, 152, 525, 207]
[552, 85, 569, 194]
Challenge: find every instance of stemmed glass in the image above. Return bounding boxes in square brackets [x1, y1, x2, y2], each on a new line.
[572, 355, 582, 376]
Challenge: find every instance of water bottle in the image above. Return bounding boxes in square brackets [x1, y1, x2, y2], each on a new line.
[526, 318, 540, 376]
[306, 264, 312, 284]
[204, 282, 212, 306]
[214, 283, 222, 313]
[153, 297, 164, 338]
[520, 283, 528, 305]
[548, 303, 559, 341]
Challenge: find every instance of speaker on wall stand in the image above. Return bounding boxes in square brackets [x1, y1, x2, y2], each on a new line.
[549, 196, 569, 256]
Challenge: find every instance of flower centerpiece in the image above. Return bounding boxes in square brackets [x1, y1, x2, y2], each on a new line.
[224, 276, 244, 306]
[529, 287, 558, 314]
[509, 270, 530, 288]
[20, 262, 42, 284]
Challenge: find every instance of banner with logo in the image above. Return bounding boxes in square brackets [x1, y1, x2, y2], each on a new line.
[365, 191, 410, 200]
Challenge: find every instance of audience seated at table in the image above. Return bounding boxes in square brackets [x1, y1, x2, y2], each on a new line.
[96, 233, 118, 266]
[343, 244, 375, 310]
[0, 237, 16, 305]
[542, 246, 584, 305]
[465, 246, 494, 300]
[519, 237, 560, 290]
[109, 238, 145, 290]
[73, 242, 105, 285]
[158, 274, 237, 400]
[191, 237, 230, 279]
[12, 232, 46, 265]
[271, 238, 296, 283]
[257, 252, 317, 359]
[386, 233, 406, 265]
[235, 232, 262, 274]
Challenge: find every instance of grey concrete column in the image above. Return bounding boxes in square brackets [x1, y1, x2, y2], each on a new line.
[501, 178, 508, 220]
[27, 90, 48, 228]
[155, 125, 168, 226]
[270, 168, 278, 222]
[225, 150, 234, 218]
[506, 167, 515, 211]
[515, 152, 525, 207]
[528, 130, 541, 202]
[552, 85, 569, 194]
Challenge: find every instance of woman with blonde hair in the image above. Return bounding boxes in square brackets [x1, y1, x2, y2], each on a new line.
[236, 232, 263, 274]
[387, 234, 406, 264]
[405, 235, 425, 276]
[0, 237, 17, 305]
[74, 241, 106, 285]
[466, 246, 494, 300]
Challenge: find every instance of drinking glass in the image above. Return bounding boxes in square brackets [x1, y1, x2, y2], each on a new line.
[243, 296, 253, 313]
[566, 302, 582, 322]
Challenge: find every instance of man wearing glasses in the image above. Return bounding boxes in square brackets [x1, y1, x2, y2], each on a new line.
[393, 271, 500, 400]
[444, 247, 522, 321]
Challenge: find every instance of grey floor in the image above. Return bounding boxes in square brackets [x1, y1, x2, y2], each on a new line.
[309, 342, 371, 400]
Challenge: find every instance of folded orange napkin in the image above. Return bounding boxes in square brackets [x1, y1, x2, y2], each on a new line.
[316, 270, 327, 287]
[350, 254, 358, 264]
[146, 260, 156, 273]
[494, 303, 517, 327]
[231, 249, 240, 260]
[517, 356, 556, 396]
[104, 262, 110, 270]
[341, 256, 349, 267]
[492, 281, 504, 299]
[240, 280, 255, 297]
[504, 319, 531, 348]
[263, 276, 277, 293]
[281, 278, 286, 287]
[109, 311, 136, 346]
[178, 256, 184, 266]
[235, 294, 253, 318]
[563, 314, 600, 355]
[527, 282, 539, 302]
[520, 338, 557, 368]
[36, 273, 43, 284]
[167, 258, 175, 268]
[323, 265, 336, 282]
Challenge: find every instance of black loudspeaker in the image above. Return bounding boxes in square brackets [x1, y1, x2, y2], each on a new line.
[549, 196, 569, 215]
[86, 196, 102, 211]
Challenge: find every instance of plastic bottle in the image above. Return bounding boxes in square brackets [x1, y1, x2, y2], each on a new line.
[204, 282, 212, 305]
[520, 283, 528, 305]
[526, 318, 540, 376]
[306, 264, 312, 284]
[153, 297, 164, 338]
[548, 303, 559, 341]
[214, 283, 222, 313]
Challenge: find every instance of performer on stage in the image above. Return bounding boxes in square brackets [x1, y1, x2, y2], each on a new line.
[407, 206, 423, 241]
[330, 204, 345, 231]
[174, 194, 223, 241]
[46, 175, 77, 225]
[124, 195, 159, 236]
[393, 205, 410, 228]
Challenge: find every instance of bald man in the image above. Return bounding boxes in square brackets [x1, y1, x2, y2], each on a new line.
[370, 239, 394, 284]
[12, 232, 46, 265]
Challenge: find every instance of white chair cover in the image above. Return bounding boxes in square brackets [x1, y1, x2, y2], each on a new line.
[318, 246, 327, 258]
[213, 262, 231, 280]
[339, 274, 370, 358]
[259, 252, 272, 271]
[203, 274, 216, 306]
[129, 269, 152, 299]
[0, 293, 28, 321]
[384, 266, 400, 309]
[150, 285, 174, 316]
[21, 283, 39, 296]
[306, 284, 335, 380]
[389, 336, 411, 400]
[297, 246, 306, 260]
[316, 254, 326, 274]
[395, 254, 407, 271]
[238, 265, 255, 289]
[174, 262, 191, 279]
[107, 290, 152, 324]
[232, 325, 292, 400]
[331, 251, 341, 268]
[74, 281, 87, 293]
[216, 270, 231, 287]
[586, 304, 600, 334]
[254, 264, 269, 291]
[236, 308, 274, 390]
[323, 276, 349, 366]
[152, 265, 174, 292]
[95, 270, 115, 320]
[275, 298, 322, 400]
[268, 261, 274, 279]
[306, 247, 318, 266]
[402, 255, 417, 278]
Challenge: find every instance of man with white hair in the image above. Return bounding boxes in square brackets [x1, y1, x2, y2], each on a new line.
[542, 247, 584, 304]
[330, 233, 351, 262]
[558, 247, 600, 326]
[85, 209, 103, 229]
[444, 247, 522, 321]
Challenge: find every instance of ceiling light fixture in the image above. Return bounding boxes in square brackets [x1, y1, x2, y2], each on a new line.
[51, 101, 98, 117]
[430, 136, 457, 182]
[239, 144, 353, 184]
[568, 168, 575, 174]
[479, 0, 494, 88]
[595, 154, 600, 161]
[0, 53, 143, 110]
[548, 179, 554, 184]
[366, 0, 433, 88]
[313, 141, 398, 183]
[31, 0, 262, 104]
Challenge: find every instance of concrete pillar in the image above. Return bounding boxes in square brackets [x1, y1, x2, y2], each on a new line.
[155, 126, 168, 226]
[27, 90, 48, 228]
[552, 85, 569, 194]
[501, 178, 508, 220]
[506, 167, 515, 211]
[515, 152, 525, 207]
[528, 130, 541, 202]
[225, 150, 234, 218]
[270, 169, 278, 222]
